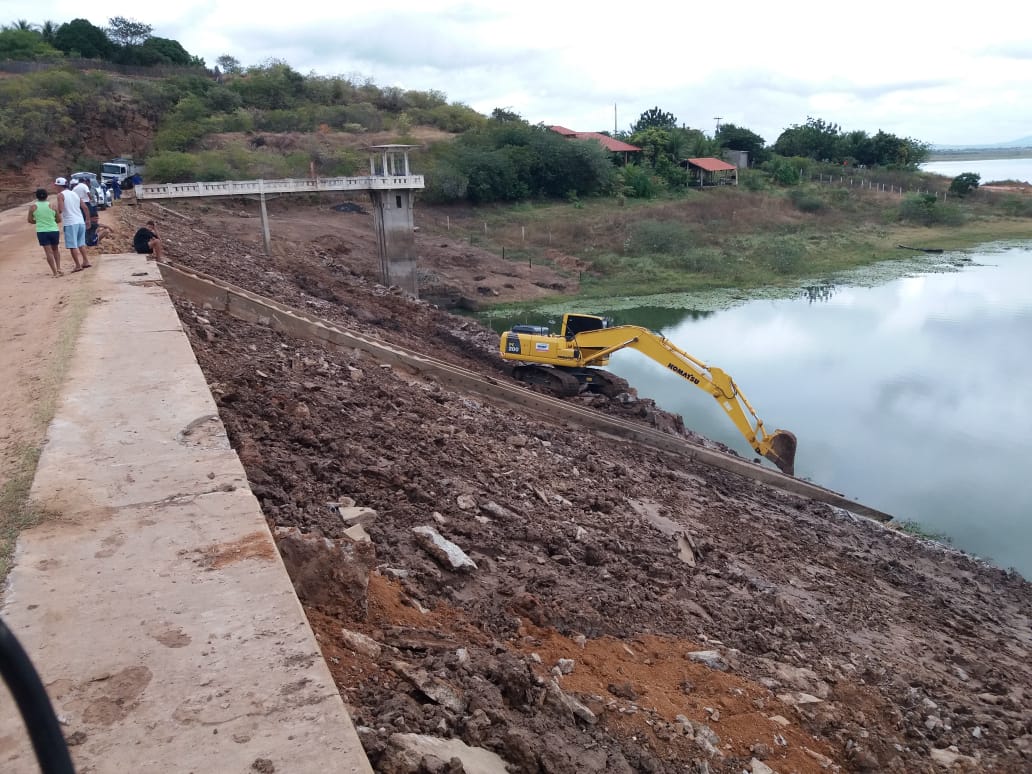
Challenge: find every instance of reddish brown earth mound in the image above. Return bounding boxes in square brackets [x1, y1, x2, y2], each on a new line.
[140, 198, 1030, 773]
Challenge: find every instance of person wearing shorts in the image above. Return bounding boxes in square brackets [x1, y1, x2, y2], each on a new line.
[53, 176, 91, 271]
[28, 187, 62, 277]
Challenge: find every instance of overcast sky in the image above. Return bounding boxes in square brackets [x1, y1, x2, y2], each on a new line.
[7, 0, 1031, 147]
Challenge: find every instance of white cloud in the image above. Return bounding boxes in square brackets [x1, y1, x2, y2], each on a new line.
[8, 0, 1032, 145]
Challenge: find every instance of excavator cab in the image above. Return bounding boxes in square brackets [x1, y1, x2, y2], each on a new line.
[560, 313, 607, 339]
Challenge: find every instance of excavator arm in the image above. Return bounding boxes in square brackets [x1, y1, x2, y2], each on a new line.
[572, 325, 797, 474]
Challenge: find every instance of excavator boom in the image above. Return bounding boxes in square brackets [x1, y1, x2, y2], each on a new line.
[500, 315, 797, 475]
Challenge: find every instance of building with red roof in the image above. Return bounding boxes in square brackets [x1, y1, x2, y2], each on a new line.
[683, 157, 738, 187]
[547, 126, 641, 163]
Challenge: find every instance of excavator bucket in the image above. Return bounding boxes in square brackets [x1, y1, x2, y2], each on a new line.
[763, 430, 797, 476]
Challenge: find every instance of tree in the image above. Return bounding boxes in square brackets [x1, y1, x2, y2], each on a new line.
[0, 29, 57, 60]
[107, 16, 152, 47]
[715, 123, 768, 164]
[228, 61, 305, 110]
[39, 20, 57, 44]
[949, 172, 980, 197]
[631, 106, 677, 133]
[899, 136, 930, 168]
[774, 117, 842, 162]
[53, 18, 113, 59]
[216, 54, 242, 74]
[490, 107, 522, 122]
[764, 157, 804, 186]
[629, 126, 672, 166]
[136, 36, 191, 65]
[841, 130, 876, 166]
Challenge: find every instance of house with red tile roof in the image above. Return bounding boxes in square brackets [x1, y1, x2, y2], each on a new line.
[547, 126, 641, 163]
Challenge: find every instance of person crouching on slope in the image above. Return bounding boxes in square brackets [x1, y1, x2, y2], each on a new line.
[132, 221, 164, 261]
[28, 187, 63, 277]
[85, 210, 113, 250]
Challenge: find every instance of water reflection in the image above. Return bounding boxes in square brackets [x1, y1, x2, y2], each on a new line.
[802, 284, 836, 304]
[599, 246, 1032, 577]
[607, 307, 714, 329]
[487, 306, 714, 334]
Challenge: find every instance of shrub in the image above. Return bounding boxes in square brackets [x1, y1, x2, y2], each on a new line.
[153, 119, 209, 152]
[323, 149, 363, 177]
[625, 220, 693, 255]
[767, 236, 806, 274]
[789, 187, 825, 213]
[217, 109, 254, 133]
[665, 251, 723, 273]
[826, 187, 853, 207]
[204, 86, 243, 114]
[620, 163, 659, 199]
[948, 172, 980, 197]
[898, 193, 963, 225]
[739, 169, 768, 191]
[129, 80, 180, 122]
[194, 152, 232, 181]
[765, 157, 802, 186]
[998, 195, 1032, 217]
[421, 159, 469, 202]
[342, 102, 383, 131]
[145, 151, 197, 182]
[417, 103, 485, 133]
[253, 109, 308, 132]
[30, 69, 80, 98]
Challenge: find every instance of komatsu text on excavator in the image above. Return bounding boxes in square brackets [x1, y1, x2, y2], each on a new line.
[499, 313, 797, 475]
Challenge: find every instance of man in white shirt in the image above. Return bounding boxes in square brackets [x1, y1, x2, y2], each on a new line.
[72, 177, 92, 207]
[53, 177, 91, 271]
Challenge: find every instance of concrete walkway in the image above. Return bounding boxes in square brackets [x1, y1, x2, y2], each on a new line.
[0, 254, 372, 772]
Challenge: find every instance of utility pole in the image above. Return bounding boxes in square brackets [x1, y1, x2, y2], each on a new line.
[714, 116, 723, 134]
[614, 103, 618, 135]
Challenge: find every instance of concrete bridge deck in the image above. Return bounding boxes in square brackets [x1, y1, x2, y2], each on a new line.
[0, 254, 372, 773]
[136, 174, 425, 200]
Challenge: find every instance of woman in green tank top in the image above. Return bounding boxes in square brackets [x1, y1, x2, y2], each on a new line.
[28, 187, 63, 277]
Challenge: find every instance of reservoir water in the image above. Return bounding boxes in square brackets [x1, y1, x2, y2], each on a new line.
[920, 157, 1032, 184]
[487, 244, 1032, 577]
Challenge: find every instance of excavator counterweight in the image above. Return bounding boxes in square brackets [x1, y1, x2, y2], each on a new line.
[500, 313, 797, 476]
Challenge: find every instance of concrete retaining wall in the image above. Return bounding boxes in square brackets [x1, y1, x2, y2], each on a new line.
[0, 255, 372, 773]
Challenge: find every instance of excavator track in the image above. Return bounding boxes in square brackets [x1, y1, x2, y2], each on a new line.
[511, 365, 582, 397]
[157, 262, 893, 524]
[578, 368, 628, 398]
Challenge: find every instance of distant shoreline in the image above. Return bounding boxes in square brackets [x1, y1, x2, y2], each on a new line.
[927, 148, 1032, 161]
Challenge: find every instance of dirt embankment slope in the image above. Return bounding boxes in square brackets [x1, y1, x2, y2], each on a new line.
[136, 197, 1032, 773]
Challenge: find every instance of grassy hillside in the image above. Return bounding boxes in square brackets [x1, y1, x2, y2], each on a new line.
[419, 176, 1032, 301]
[0, 62, 481, 196]
[4, 63, 1031, 301]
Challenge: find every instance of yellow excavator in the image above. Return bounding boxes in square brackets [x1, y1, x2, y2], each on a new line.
[499, 313, 797, 475]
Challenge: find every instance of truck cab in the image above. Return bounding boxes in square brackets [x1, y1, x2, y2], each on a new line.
[101, 158, 137, 186]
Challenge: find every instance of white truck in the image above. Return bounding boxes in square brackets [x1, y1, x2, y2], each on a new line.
[100, 157, 139, 186]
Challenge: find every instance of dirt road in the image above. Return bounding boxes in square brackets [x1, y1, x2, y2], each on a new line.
[0, 199, 135, 573]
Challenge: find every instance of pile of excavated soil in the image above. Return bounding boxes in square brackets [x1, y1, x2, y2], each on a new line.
[143, 196, 582, 312]
[151, 200, 1031, 773]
